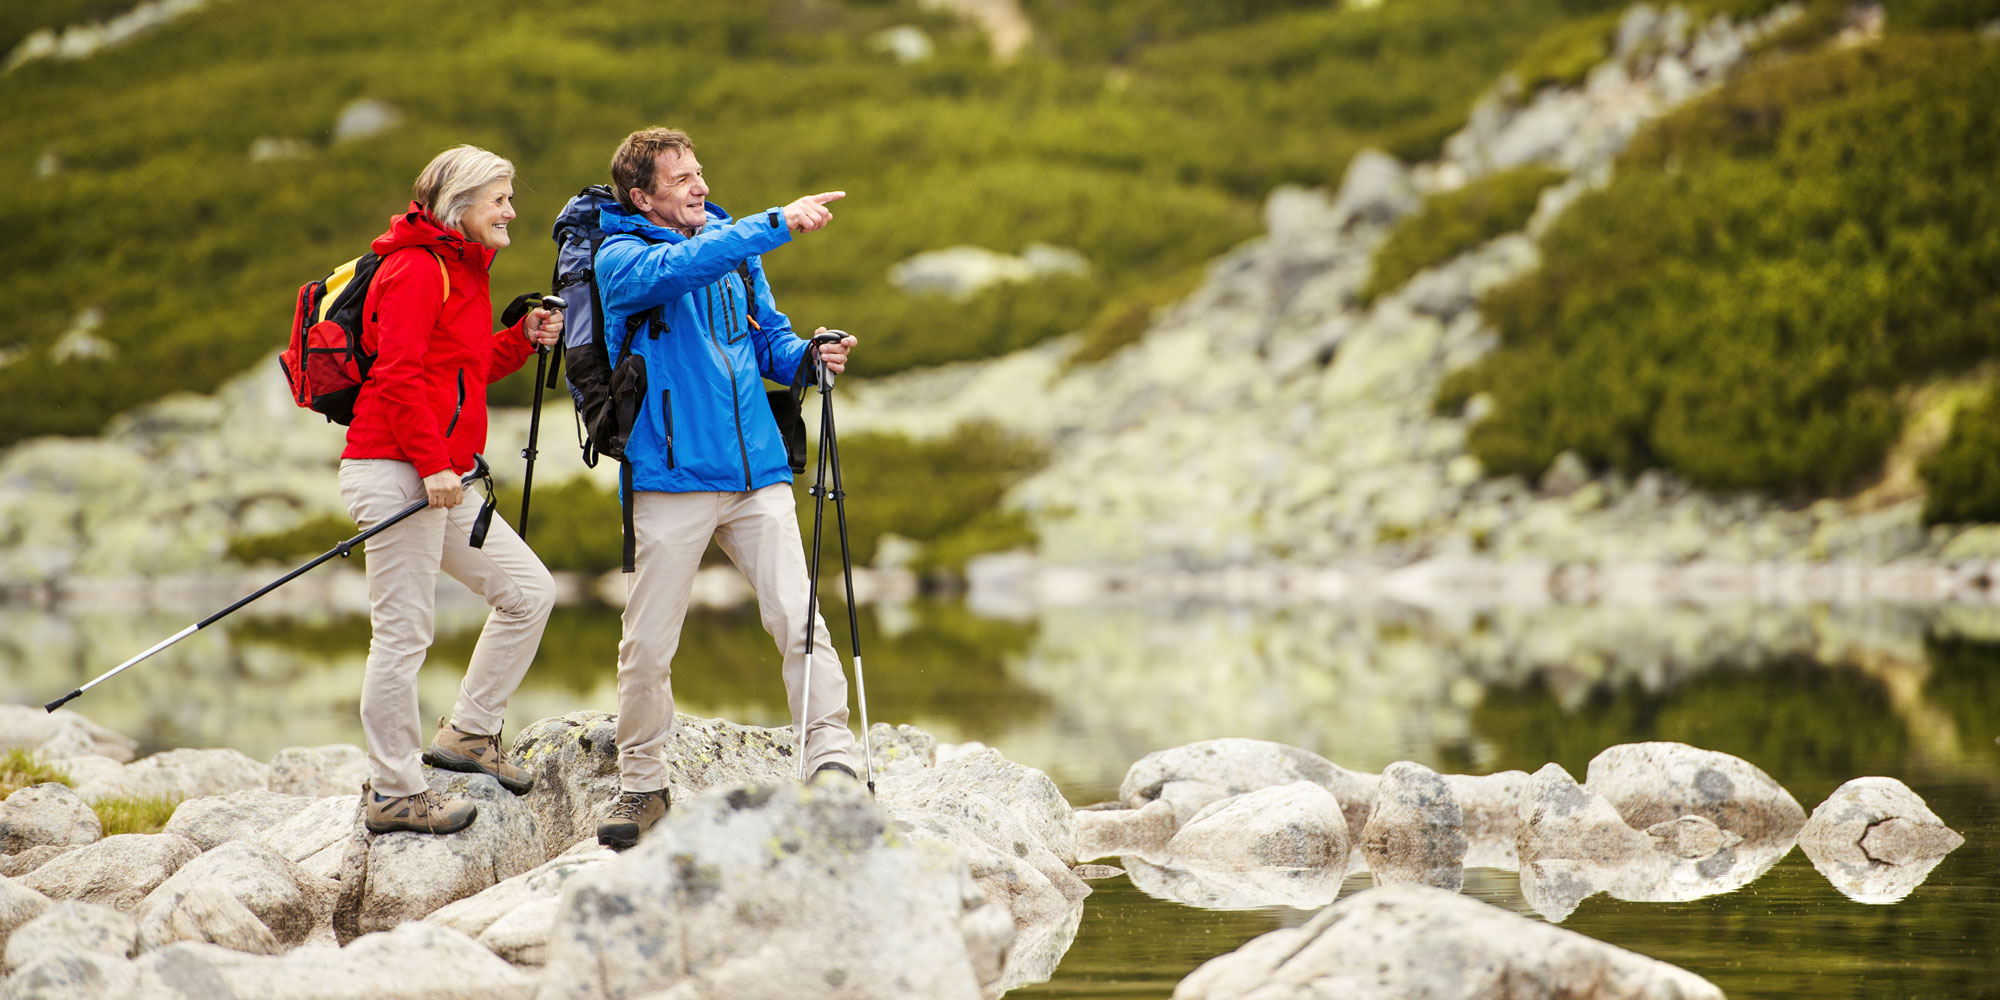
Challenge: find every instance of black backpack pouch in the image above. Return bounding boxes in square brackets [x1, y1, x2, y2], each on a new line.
[607, 352, 646, 463]
[769, 350, 815, 475]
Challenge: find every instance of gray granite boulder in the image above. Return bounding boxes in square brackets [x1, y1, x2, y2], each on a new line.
[1799, 776, 1965, 903]
[1172, 885, 1724, 1000]
[424, 843, 614, 967]
[19, 833, 201, 912]
[266, 744, 369, 797]
[1584, 742, 1805, 842]
[1359, 762, 1467, 891]
[1166, 782, 1349, 871]
[3, 900, 137, 973]
[510, 711, 797, 861]
[0, 875, 52, 959]
[134, 882, 281, 956]
[332, 769, 544, 940]
[536, 780, 1009, 1000]
[256, 794, 359, 878]
[71, 747, 269, 804]
[0, 783, 102, 854]
[1331, 149, 1421, 230]
[0, 845, 79, 879]
[159, 788, 317, 852]
[133, 921, 533, 999]
[0, 951, 142, 1000]
[0, 706, 137, 763]
[137, 839, 336, 951]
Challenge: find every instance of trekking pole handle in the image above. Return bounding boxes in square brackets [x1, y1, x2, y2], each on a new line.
[811, 330, 847, 391]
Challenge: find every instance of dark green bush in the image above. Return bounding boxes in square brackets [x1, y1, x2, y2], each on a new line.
[0, 0, 1648, 447]
[1360, 165, 1565, 305]
[1445, 37, 2000, 497]
[1920, 391, 2000, 524]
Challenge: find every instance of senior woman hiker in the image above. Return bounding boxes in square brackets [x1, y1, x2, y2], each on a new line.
[341, 145, 563, 835]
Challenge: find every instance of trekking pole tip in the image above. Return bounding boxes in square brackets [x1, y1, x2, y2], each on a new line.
[45, 689, 82, 713]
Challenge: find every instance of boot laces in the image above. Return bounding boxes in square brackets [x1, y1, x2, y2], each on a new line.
[609, 791, 653, 821]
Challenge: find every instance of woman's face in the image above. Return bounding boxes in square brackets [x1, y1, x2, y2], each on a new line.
[460, 178, 516, 250]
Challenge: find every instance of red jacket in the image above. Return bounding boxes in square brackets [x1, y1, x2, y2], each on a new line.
[342, 205, 537, 477]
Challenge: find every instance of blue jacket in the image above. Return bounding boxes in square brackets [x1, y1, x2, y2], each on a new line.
[595, 202, 809, 493]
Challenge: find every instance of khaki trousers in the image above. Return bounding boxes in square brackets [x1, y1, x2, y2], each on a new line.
[617, 485, 859, 791]
[339, 459, 556, 797]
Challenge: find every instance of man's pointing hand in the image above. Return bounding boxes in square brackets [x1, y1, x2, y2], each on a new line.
[782, 191, 845, 233]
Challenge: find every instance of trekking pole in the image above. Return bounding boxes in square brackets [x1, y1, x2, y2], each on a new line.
[44, 455, 491, 713]
[796, 331, 876, 794]
[518, 295, 566, 541]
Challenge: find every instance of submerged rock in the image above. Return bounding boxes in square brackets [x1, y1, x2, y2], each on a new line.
[1799, 776, 1965, 903]
[1124, 855, 1346, 912]
[536, 780, 1009, 1000]
[19, 833, 201, 912]
[1173, 884, 1724, 1000]
[1118, 738, 1379, 842]
[1359, 761, 1467, 891]
[1166, 781, 1349, 871]
[1584, 742, 1806, 842]
[0, 783, 102, 854]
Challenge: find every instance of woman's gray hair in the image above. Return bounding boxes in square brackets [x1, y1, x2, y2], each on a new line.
[413, 145, 515, 231]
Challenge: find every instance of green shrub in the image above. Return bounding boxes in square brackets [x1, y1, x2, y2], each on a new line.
[0, 748, 72, 798]
[1067, 265, 1207, 367]
[1887, 0, 2000, 32]
[1445, 37, 2000, 497]
[1510, 11, 1622, 91]
[1360, 165, 1565, 305]
[1920, 389, 2000, 524]
[92, 794, 180, 836]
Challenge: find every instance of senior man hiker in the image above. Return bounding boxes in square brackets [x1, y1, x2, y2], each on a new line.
[591, 126, 862, 849]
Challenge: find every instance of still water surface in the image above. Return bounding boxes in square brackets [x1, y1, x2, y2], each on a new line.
[3, 593, 1995, 997]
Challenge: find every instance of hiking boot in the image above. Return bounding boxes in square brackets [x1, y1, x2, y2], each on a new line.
[422, 718, 532, 794]
[597, 788, 670, 850]
[363, 786, 477, 836]
[811, 761, 859, 784]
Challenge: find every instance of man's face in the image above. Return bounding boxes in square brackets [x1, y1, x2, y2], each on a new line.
[634, 149, 708, 234]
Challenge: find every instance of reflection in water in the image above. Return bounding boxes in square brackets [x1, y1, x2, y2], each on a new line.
[3, 595, 1997, 998]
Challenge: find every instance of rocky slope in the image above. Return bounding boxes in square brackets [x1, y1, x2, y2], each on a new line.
[832, 3, 2000, 594]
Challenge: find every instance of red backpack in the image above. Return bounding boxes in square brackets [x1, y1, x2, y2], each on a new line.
[282, 248, 445, 424]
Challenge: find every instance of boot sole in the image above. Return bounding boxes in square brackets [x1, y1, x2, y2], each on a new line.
[366, 804, 478, 836]
[422, 746, 533, 795]
[597, 824, 640, 850]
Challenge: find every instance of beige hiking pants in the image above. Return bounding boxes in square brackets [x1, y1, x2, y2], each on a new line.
[339, 459, 556, 797]
[617, 485, 859, 791]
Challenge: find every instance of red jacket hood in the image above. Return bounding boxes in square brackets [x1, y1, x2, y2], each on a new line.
[371, 204, 496, 271]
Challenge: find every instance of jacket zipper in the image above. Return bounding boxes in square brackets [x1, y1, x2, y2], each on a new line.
[703, 284, 753, 490]
[662, 389, 675, 469]
[445, 368, 465, 436]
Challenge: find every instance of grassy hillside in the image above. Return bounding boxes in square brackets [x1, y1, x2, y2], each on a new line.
[1439, 28, 2000, 507]
[0, 0, 1655, 448]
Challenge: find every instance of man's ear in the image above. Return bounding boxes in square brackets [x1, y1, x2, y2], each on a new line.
[628, 187, 650, 214]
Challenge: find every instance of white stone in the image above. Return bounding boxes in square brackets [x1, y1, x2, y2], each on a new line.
[1173, 885, 1723, 1000]
[0, 783, 102, 854]
[19, 834, 201, 912]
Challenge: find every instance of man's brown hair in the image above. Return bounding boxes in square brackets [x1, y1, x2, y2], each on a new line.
[610, 127, 695, 211]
